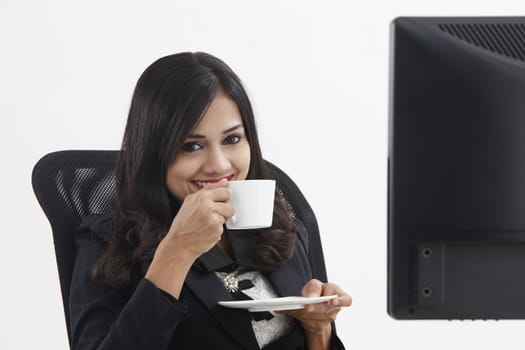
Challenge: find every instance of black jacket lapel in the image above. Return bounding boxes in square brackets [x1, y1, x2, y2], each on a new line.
[265, 243, 312, 298]
[185, 268, 260, 350]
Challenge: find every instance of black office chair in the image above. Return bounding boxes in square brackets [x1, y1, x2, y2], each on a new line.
[32, 150, 328, 346]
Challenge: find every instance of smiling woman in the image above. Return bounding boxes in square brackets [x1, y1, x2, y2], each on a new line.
[68, 52, 351, 350]
[166, 93, 251, 198]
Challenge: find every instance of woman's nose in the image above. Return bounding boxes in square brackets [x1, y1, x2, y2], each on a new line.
[203, 147, 231, 175]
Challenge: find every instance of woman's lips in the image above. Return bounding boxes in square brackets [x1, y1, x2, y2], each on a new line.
[191, 175, 234, 189]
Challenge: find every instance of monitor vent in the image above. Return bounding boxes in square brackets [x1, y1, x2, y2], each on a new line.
[438, 23, 525, 62]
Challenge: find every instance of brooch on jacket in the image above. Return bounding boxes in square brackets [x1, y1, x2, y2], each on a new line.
[221, 273, 240, 293]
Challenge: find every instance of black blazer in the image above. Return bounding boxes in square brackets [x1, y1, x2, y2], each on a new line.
[69, 215, 344, 349]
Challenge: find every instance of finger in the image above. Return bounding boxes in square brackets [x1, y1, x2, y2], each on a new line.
[212, 212, 227, 225]
[279, 306, 341, 320]
[302, 279, 324, 312]
[277, 308, 312, 318]
[302, 279, 324, 298]
[301, 294, 343, 314]
[213, 202, 235, 220]
[319, 282, 339, 296]
[202, 186, 231, 202]
[306, 302, 341, 314]
[333, 293, 352, 308]
[317, 283, 345, 307]
[322, 284, 352, 308]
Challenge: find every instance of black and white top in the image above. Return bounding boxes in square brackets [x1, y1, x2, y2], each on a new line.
[215, 269, 294, 348]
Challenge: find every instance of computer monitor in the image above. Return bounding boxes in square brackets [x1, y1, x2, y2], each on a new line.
[388, 17, 525, 319]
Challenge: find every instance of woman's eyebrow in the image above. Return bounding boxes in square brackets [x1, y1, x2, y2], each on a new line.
[187, 124, 243, 139]
[222, 124, 243, 134]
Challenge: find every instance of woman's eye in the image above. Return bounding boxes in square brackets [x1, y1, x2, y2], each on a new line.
[181, 142, 203, 152]
[223, 135, 241, 145]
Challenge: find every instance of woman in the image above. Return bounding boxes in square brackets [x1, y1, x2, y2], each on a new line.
[69, 52, 351, 349]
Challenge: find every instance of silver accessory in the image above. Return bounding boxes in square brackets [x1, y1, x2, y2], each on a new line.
[221, 273, 240, 293]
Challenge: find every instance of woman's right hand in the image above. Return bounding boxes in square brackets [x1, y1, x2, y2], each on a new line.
[145, 179, 233, 297]
[166, 179, 234, 259]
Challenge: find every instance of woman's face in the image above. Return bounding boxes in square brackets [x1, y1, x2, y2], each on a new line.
[166, 92, 251, 200]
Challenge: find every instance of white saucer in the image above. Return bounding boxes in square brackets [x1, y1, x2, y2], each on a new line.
[218, 295, 338, 312]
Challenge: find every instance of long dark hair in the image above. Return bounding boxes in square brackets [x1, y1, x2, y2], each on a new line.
[93, 52, 296, 288]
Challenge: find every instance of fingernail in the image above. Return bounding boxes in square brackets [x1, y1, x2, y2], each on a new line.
[332, 299, 340, 306]
[308, 293, 316, 298]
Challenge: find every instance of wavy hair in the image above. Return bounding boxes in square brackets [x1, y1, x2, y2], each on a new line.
[93, 52, 296, 288]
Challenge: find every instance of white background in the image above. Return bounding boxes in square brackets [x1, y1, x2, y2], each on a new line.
[2, 0, 525, 349]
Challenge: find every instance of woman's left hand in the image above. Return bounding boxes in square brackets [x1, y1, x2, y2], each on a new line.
[278, 279, 351, 338]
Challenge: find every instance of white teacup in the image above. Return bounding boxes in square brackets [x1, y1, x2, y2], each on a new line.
[226, 179, 276, 230]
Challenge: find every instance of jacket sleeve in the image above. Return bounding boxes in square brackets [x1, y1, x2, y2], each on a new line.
[69, 215, 187, 350]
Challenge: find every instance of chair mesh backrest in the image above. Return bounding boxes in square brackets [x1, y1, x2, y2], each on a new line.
[32, 150, 327, 345]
